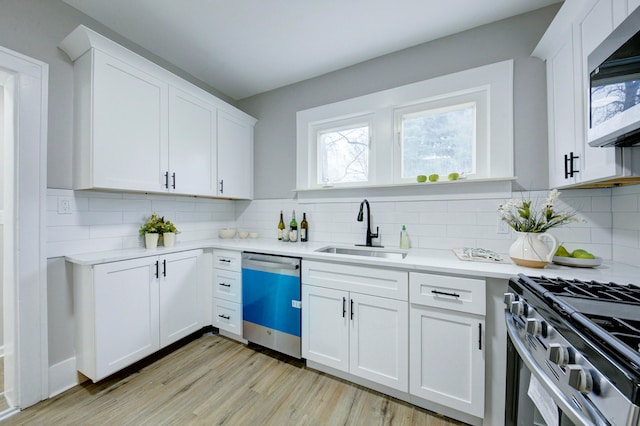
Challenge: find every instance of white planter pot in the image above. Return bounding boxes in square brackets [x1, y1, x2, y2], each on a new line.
[163, 232, 176, 247]
[145, 233, 159, 249]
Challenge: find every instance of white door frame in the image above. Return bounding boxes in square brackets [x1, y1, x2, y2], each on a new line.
[0, 46, 48, 410]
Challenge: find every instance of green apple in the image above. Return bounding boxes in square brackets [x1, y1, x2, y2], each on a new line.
[572, 249, 595, 259]
[428, 174, 439, 182]
[447, 172, 460, 180]
[555, 245, 571, 257]
[417, 175, 427, 182]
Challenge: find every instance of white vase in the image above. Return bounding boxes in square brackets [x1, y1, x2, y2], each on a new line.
[163, 232, 175, 247]
[509, 231, 558, 268]
[145, 233, 159, 249]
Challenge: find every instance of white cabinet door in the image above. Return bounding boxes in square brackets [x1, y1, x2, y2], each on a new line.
[92, 257, 160, 381]
[547, 33, 580, 188]
[217, 109, 254, 199]
[168, 87, 217, 196]
[159, 250, 202, 347]
[91, 50, 168, 192]
[350, 293, 408, 392]
[410, 304, 485, 418]
[302, 285, 349, 372]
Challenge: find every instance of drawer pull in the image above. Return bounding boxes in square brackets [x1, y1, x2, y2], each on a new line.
[431, 289, 460, 298]
[342, 297, 346, 318]
[219, 259, 231, 263]
[218, 314, 230, 320]
[219, 282, 231, 287]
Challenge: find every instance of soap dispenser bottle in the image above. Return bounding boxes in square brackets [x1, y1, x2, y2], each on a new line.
[399, 225, 410, 249]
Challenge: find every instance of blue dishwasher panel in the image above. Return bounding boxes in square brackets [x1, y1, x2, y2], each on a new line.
[242, 268, 301, 337]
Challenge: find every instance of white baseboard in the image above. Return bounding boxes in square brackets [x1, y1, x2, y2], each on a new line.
[48, 357, 79, 398]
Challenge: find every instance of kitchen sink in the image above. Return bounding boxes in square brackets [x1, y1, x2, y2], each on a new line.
[315, 246, 408, 260]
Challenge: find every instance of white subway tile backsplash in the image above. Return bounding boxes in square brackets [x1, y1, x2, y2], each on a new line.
[47, 185, 640, 268]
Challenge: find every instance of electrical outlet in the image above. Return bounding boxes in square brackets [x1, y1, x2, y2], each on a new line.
[497, 217, 509, 234]
[57, 197, 72, 214]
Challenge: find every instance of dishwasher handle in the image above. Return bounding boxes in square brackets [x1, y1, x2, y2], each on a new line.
[242, 258, 299, 271]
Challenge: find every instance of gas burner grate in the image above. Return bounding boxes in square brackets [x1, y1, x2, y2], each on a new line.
[587, 315, 640, 353]
[529, 276, 640, 304]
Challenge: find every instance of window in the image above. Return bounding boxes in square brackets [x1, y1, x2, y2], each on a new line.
[296, 60, 513, 191]
[317, 122, 370, 185]
[400, 103, 475, 178]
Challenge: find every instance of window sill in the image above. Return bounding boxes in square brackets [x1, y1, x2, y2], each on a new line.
[294, 177, 517, 203]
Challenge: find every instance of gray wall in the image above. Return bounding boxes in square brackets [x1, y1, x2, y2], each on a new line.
[0, 0, 237, 191]
[238, 5, 560, 199]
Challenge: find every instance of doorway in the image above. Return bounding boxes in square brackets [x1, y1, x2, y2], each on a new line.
[0, 45, 48, 418]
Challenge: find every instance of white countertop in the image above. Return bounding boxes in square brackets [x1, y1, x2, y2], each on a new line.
[65, 238, 640, 284]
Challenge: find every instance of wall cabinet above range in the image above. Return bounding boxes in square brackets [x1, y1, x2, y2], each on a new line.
[60, 25, 256, 199]
[533, 0, 640, 189]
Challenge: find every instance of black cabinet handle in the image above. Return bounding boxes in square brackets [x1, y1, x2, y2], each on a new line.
[218, 314, 230, 320]
[220, 258, 231, 263]
[342, 297, 346, 318]
[162, 259, 167, 277]
[564, 152, 580, 179]
[564, 154, 570, 179]
[478, 323, 483, 350]
[219, 282, 231, 287]
[350, 299, 354, 320]
[164, 171, 169, 189]
[154, 260, 159, 279]
[219, 179, 224, 194]
[431, 289, 460, 298]
[171, 172, 176, 189]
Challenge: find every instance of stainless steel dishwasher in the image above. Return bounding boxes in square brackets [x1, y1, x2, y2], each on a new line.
[241, 252, 302, 358]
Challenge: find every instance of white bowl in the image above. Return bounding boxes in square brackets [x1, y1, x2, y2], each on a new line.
[218, 228, 236, 239]
[238, 230, 250, 239]
[249, 232, 259, 239]
[552, 256, 603, 268]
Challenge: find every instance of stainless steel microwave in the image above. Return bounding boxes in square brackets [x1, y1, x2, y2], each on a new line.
[588, 7, 640, 147]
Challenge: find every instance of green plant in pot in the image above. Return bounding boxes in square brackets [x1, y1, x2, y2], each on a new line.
[139, 213, 163, 249]
[160, 218, 180, 247]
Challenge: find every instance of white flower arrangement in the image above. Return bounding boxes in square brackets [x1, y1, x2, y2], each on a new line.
[498, 189, 584, 233]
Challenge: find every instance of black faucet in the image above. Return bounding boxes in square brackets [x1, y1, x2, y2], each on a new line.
[356, 199, 380, 247]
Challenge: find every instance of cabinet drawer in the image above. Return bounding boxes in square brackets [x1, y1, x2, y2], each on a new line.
[302, 260, 408, 301]
[212, 298, 242, 336]
[212, 269, 241, 304]
[409, 272, 485, 316]
[213, 250, 241, 272]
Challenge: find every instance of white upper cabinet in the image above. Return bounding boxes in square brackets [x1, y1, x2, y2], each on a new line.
[533, 0, 639, 188]
[60, 25, 256, 199]
[217, 109, 254, 199]
[168, 87, 217, 196]
[76, 50, 169, 192]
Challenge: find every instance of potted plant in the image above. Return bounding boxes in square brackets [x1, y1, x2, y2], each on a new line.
[139, 214, 163, 249]
[160, 218, 180, 247]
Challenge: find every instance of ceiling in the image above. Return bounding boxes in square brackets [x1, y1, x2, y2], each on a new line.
[63, 0, 562, 100]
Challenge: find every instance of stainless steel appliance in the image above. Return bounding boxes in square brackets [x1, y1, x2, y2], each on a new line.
[241, 252, 302, 358]
[505, 274, 640, 425]
[588, 7, 640, 147]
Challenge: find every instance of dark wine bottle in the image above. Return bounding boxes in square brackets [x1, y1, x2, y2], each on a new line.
[289, 210, 298, 242]
[300, 212, 308, 242]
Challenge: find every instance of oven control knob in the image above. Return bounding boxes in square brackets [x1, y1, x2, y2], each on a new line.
[526, 318, 542, 336]
[567, 365, 593, 394]
[548, 343, 569, 366]
[510, 300, 527, 317]
[504, 292, 516, 306]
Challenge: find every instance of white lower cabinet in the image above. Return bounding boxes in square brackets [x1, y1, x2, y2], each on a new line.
[212, 250, 243, 339]
[301, 261, 409, 392]
[409, 272, 486, 418]
[74, 249, 203, 382]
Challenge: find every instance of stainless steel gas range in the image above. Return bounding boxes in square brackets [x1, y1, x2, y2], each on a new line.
[505, 274, 640, 425]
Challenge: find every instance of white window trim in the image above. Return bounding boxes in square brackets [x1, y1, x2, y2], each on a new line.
[296, 60, 514, 191]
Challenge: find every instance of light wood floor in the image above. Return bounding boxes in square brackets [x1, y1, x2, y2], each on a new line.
[3, 334, 466, 425]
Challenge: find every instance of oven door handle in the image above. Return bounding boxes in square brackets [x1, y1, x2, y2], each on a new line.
[505, 313, 609, 426]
